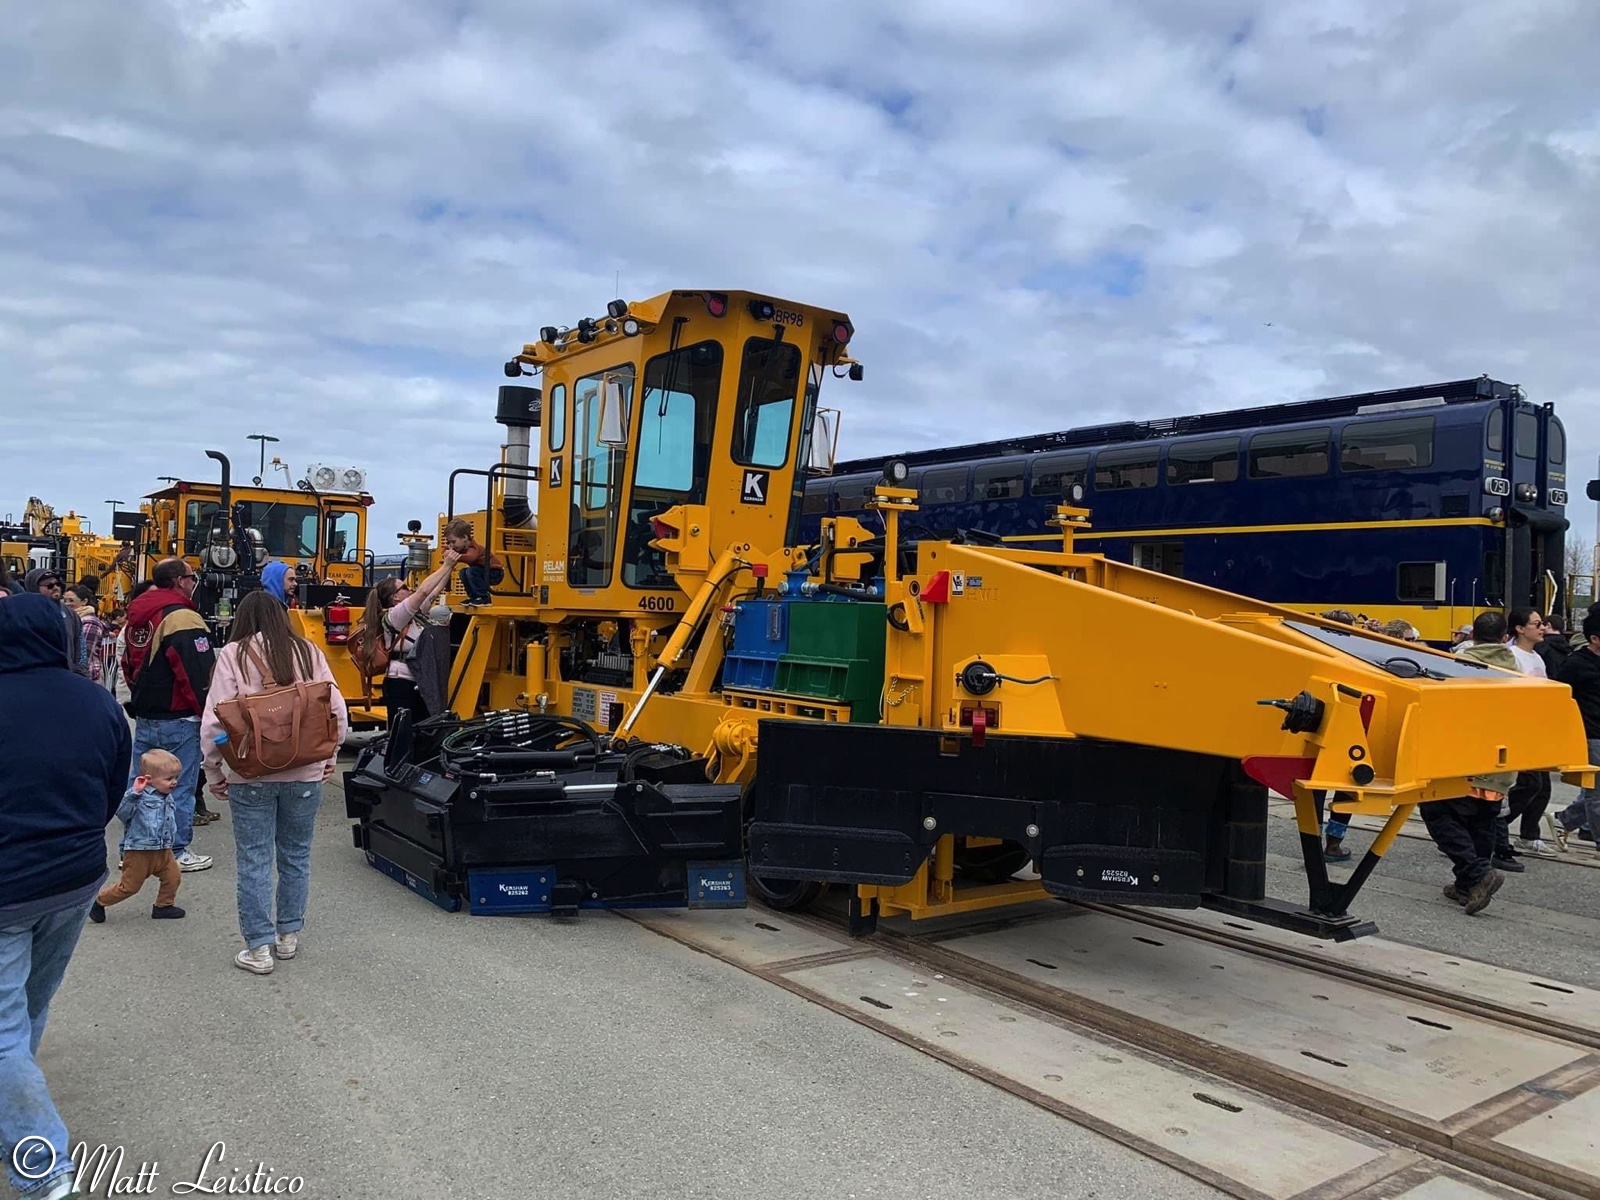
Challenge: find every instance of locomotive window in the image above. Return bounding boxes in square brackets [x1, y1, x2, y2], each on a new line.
[1340, 416, 1434, 472]
[1249, 428, 1330, 479]
[1549, 418, 1566, 465]
[1485, 409, 1503, 454]
[1030, 452, 1089, 497]
[183, 500, 220, 555]
[973, 461, 1025, 500]
[193, 500, 317, 559]
[732, 337, 802, 468]
[1514, 411, 1538, 459]
[1167, 437, 1239, 485]
[568, 363, 633, 588]
[1094, 447, 1159, 491]
[1397, 561, 1446, 602]
[624, 341, 723, 588]
[834, 478, 875, 513]
[632, 341, 721, 494]
[324, 511, 360, 563]
[547, 383, 567, 453]
[802, 484, 830, 515]
[921, 467, 970, 505]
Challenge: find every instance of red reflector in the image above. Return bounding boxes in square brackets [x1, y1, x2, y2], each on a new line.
[650, 519, 676, 540]
[706, 292, 728, 317]
[833, 321, 852, 345]
[176, 482, 190, 493]
[970, 706, 988, 747]
[1241, 755, 1319, 799]
[750, 563, 769, 578]
[1358, 693, 1375, 733]
[921, 570, 951, 604]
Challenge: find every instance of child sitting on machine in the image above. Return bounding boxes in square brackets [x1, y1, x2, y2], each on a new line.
[90, 748, 185, 923]
[443, 518, 503, 607]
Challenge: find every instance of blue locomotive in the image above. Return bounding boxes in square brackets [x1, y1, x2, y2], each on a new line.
[801, 377, 1568, 642]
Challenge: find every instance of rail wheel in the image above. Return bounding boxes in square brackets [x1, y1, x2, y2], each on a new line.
[747, 872, 824, 911]
[953, 839, 1031, 884]
[742, 785, 824, 911]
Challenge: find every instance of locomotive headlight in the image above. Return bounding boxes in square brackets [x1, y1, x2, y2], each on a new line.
[881, 458, 910, 485]
[1514, 482, 1537, 503]
[1487, 505, 1506, 522]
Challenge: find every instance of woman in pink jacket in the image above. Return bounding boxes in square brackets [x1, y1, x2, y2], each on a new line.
[202, 591, 349, 975]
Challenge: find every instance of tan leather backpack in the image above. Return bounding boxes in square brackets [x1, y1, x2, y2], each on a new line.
[213, 644, 340, 779]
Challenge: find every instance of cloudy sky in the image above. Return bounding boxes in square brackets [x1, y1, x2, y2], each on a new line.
[4, 0, 1598, 553]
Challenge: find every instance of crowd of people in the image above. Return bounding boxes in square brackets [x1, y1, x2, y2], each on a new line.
[1317, 605, 1600, 917]
[0, 557, 347, 1200]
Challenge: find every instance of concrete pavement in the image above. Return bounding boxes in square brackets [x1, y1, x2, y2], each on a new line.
[35, 762, 1221, 1200]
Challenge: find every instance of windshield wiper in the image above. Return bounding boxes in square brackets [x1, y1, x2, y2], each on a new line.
[1379, 656, 1448, 681]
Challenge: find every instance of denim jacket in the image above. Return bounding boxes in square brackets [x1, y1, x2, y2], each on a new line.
[117, 784, 177, 851]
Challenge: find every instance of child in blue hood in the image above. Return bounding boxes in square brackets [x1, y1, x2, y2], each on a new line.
[90, 748, 185, 922]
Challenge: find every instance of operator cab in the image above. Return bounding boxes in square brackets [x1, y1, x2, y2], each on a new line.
[504, 291, 860, 615]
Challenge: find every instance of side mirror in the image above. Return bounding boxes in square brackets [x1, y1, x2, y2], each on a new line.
[808, 408, 840, 472]
[598, 373, 632, 447]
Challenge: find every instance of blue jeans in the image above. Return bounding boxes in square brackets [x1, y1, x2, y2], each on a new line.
[1557, 737, 1600, 837]
[460, 564, 504, 603]
[129, 718, 200, 854]
[0, 900, 92, 1198]
[229, 781, 322, 951]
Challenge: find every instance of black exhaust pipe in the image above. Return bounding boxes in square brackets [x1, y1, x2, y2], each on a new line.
[205, 450, 233, 548]
[205, 450, 232, 514]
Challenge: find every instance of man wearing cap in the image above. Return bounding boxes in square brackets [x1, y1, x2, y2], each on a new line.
[20, 570, 85, 677]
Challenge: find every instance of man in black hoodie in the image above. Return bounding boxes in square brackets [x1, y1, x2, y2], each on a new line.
[0, 594, 130, 1200]
[1553, 610, 1600, 849]
[1539, 614, 1575, 676]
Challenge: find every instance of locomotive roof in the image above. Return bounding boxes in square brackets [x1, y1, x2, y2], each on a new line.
[833, 376, 1518, 475]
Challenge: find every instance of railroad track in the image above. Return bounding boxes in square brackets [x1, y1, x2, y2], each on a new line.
[627, 897, 1600, 1200]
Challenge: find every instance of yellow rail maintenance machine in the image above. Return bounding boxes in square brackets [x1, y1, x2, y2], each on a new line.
[344, 289, 1593, 932]
[136, 452, 386, 726]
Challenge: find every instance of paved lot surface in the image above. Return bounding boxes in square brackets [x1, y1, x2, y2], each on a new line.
[33, 750, 1600, 1200]
[35, 755, 1221, 1200]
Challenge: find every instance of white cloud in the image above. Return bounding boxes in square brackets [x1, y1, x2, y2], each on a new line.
[2, 0, 1598, 557]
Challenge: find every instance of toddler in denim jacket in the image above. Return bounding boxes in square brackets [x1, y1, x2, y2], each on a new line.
[90, 748, 185, 922]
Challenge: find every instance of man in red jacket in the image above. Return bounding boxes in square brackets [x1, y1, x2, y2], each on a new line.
[121, 558, 217, 872]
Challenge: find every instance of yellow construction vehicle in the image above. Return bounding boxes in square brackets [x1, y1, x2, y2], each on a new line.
[1, 499, 125, 607]
[344, 289, 1593, 933]
[134, 452, 386, 725]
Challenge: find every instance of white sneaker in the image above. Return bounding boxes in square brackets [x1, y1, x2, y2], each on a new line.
[274, 933, 298, 959]
[1518, 838, 1555, 856]
[176, 849, 213, 872]
[235, 945, 274, 975]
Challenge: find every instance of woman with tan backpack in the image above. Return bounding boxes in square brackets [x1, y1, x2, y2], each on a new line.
[201, 591, 348, 975]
